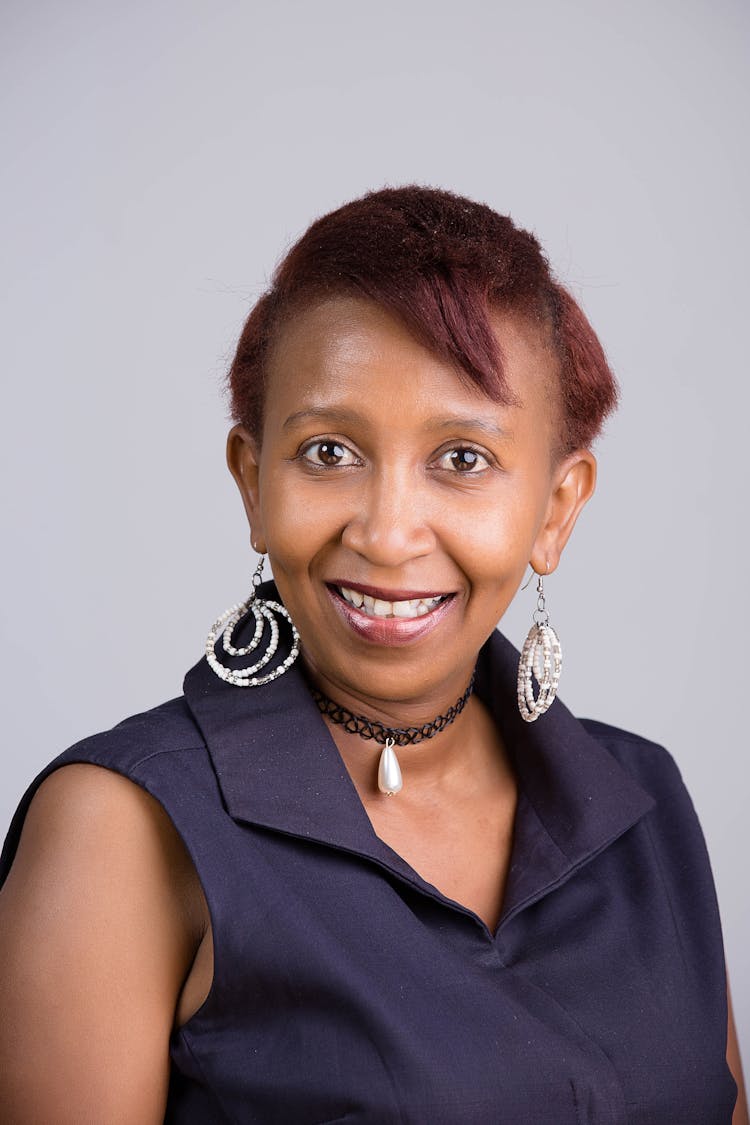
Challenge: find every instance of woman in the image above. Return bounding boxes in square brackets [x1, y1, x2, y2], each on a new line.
[0, 186, 746, 1123]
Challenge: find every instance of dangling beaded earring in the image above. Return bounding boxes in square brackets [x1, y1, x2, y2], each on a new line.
[206, 555, 300, 686]
[517, 566, 562, 722]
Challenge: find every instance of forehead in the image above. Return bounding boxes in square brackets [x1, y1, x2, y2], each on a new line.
[263, 295, 558, 436]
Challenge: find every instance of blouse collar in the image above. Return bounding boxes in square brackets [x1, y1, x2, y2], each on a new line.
[183, 583, 654, 933]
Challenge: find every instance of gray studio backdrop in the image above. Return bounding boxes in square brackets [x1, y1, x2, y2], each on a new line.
[2, 0, 748, 1052]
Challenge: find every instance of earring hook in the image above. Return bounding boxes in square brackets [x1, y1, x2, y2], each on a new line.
[521, 559, 550, 591]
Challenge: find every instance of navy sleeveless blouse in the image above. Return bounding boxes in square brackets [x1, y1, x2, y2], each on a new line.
[1, 612, 737, 1123]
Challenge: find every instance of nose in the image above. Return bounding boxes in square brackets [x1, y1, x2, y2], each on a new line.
[340, 469, 436, 568]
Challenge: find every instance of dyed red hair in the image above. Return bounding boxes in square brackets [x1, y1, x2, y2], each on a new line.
[227, 186, 617, 454]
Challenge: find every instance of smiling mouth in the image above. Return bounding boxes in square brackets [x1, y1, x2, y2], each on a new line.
[331, 584, 452, 620]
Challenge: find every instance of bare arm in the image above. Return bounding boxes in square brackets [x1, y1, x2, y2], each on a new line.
[729, 972, 749, 1125]
[0, 763, 206, 1124]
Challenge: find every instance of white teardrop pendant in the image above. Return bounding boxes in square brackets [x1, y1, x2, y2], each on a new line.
[377, 738, 403, 796]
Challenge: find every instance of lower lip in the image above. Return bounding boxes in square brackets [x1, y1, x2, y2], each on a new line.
[326, 586, 457, 647]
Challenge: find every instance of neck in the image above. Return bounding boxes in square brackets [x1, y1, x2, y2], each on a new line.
[310, 675, 474, 748]
[300, 656, 509, 797]
[300, 654, 476, 738]
[334, 696, 512, 799]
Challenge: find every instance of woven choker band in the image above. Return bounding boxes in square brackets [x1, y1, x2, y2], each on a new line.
[309, 673, 475, 748]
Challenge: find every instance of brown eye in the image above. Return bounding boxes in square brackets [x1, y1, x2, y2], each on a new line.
[301, 440, 358, 467]
[437, 447, 489, 473]
[317, 442, 345, 464]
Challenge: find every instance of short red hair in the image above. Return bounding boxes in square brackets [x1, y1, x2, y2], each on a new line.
[227, 186, 618, 454]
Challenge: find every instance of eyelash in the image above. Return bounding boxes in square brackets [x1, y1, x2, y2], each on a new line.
[298, 439, 492, 474]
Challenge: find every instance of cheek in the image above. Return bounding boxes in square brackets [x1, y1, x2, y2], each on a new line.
[451, 485, 545, 578]
[258, 468, 341, 574]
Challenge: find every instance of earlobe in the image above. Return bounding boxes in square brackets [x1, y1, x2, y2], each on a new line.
[531, 450, 597, 574]
[226, 424, 265, 551]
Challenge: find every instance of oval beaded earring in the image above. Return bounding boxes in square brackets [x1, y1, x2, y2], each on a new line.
[205, 554, 300, 687]
[516, 566, 562, 722]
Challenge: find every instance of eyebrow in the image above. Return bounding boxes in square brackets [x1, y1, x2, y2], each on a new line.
[430, 416, 512, 441]
[283, 407, 364, 431]
[282, 407, 512, 440]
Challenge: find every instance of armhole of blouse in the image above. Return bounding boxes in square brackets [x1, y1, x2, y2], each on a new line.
[1, 753, 220, 1032]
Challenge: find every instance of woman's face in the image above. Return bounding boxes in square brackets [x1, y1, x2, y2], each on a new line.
[228, 296, 595, 711]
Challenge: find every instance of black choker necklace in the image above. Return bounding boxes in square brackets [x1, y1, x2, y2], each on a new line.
[309, 674, 475, 797]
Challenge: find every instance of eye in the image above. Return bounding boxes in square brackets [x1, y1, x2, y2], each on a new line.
[435, 446, 490, 473]
[300, 440, 360, 467]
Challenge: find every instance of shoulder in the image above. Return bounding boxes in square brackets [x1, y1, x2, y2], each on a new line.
[64, 693, 206, 774]
[0, 698, 209, 990]
[31, 693, 206, 810]
[3, 762, 200, 906]
[580, 717, 721, 916]
[579, 717, 688, 800]
[581, 717, 730, 969]
[0, 693, 209, 890]
[1, 689, 210, 922]
[579, 717, 716, 881]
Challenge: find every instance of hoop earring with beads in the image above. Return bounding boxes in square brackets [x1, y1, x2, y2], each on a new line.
[517, 565, 562, 722]
[205, 554, 300, 687]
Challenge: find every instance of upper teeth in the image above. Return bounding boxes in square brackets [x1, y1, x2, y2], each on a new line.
[338, 587, 446, 619]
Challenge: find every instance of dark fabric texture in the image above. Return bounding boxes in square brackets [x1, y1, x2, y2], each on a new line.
[1, 592, 737, 1124]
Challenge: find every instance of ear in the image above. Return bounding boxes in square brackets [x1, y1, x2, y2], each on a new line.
[530, 449, 597, 575]
[226, 424, 266, 554]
